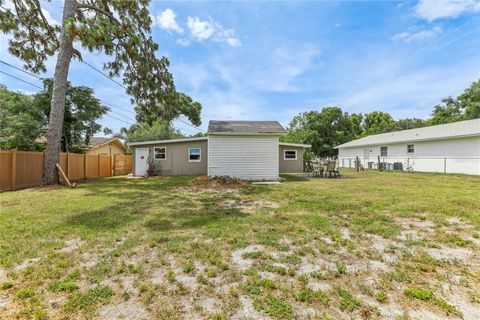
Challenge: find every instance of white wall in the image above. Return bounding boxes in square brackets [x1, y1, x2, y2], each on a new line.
[338, 136, 480, 175]
[208, 135, 279, 181]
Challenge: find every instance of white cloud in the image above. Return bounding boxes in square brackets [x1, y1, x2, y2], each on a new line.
[415, 0, 480, 22]
[186, 17, 216, 40]
[154, 9, 183, 33]
[186, 16, 241, 47]
[176, 38, 191, 47]
[392, 26, 443, 43]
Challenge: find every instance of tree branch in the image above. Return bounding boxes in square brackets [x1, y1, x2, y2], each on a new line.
[76, 3, 120, 25]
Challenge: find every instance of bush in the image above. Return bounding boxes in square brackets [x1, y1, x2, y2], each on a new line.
[404, 287, 433, 300]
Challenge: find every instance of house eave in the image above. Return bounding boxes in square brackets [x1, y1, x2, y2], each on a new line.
[127, 137, 208, 147]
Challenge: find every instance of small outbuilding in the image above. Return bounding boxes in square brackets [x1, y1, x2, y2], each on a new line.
[128, 120, 311, 180]
[335, 119, 480, 175]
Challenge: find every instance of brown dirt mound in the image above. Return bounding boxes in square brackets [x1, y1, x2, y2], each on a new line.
[190, 175, 250, 188]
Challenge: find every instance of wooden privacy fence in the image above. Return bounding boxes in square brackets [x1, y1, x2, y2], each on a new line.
[0, 150, 132, 191]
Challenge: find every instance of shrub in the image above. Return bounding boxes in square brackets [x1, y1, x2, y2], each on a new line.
[16, 288, 35, 298]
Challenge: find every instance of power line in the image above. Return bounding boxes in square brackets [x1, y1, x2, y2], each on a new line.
[0, 70, 43, 89]
[81, 60, 128, 90]
[0, 6, 207, 134]
[0, 60, 45, 80]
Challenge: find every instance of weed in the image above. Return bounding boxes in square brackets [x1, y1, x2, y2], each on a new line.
[253, 295, 296, 319]
[1, 281, 13, 290]
[433, 298, 463, 317]
[337, 288, 361, 311]
[404, 287, 433, 300]
[16, 288, 35, 298]
[66, 286, 113, 310]
[280, 254, 302, 265]
[47, 280, 79, 292]
[183, 262, 194, 273]
[375, 291, 387, 303]
[295, 288, 315, 302]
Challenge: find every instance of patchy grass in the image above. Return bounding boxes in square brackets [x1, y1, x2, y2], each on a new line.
[0, 170, 479, 319]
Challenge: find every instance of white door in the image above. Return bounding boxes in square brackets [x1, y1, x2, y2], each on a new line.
[135, 148, 149, 176]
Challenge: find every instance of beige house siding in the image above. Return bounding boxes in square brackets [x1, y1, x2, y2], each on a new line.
[279, 145, 304, 173]
[133, 140, 208, 176]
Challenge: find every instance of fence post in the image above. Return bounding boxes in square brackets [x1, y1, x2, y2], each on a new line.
[11, 149, 17, 190]
[356, 156, 360, 172]
[98, 154, 101, 177]
[84, 154, 87, 179]
[112, 155, 115, 176]
[66, 152, 70, 180]
[444, 158, 447, 174]
[377, 155, 381, 171]
[110, 155, 113, 176]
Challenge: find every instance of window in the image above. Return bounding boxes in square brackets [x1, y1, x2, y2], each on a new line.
[154, 147, 166, 160]
[188, 148, 201, 162]
[380, 146, 388, 157]
[284, 150, 297, 160]
[407, 144, 414, 154]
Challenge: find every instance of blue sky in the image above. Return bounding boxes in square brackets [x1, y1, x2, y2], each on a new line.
[1, 0, 479, 135]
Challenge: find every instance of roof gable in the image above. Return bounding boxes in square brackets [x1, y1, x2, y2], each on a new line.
[89, 137, 127, 151]
[208, 120, 286, 135]
[336, 119, 480, 149]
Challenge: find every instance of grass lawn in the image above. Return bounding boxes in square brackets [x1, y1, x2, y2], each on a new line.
[0, 170, 479, 319]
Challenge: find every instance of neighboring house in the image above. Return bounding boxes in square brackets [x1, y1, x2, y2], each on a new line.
[335, 118, 480, 175]
[128, 120, 311, 180]
[86, 137, 128, 157]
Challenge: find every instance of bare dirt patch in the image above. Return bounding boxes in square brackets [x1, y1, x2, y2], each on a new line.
[231, 296, 269, 320]
[98, 300, 149, 320]
[427, 246, 475, 261]
[221, 199, 279, 214]
[58, 238, 85, 253]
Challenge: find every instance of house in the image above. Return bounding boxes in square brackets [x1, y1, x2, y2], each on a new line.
[128, 120, 311, 180]
[335, 118, 480, 175]
[86, 137, 128, 156]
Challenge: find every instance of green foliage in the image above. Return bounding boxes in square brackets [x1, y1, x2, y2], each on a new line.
[16, 287, 35, 298]
[253, 296, 296, 319]
[337, 288, 361, 311]
[295, 288, 315, 302]
[47, 280, 79, 292]
[0, 281, 14, 290]
[0, 86, 45, 151]
[135, 92, 202, 127]
[120, 120, 183, 143]
[404, 287, 433, 300]
[66, 286, 113, 310]
[362, 111, 396, 136]
[33, 79, 110, 152]
[281, 107, 361, 157]
[430, 80, 480, 124]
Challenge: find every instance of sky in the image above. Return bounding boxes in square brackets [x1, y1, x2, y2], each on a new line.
[1, 0, 479, 135]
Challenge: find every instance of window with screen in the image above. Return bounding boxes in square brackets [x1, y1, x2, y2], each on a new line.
[154, 147, 166, 160]
[188, 148, 201, 162]
[407, 144, 414, 154]
[284, 150, 297, 160]
[380, 146, 388, 157]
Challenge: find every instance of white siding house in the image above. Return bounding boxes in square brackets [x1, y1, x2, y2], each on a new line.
[336, 119, 480, 175]
[207, 120, 286, 181]
[208, 135, 279, 180]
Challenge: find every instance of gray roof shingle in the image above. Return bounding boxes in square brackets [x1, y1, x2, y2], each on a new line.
[208, 120, 286, 134]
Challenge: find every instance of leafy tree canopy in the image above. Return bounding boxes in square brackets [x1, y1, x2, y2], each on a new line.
[430, 80, 480, 125]
[119, 120, 183, 143]
[33, 79, 110, 152]
[135, 92, 202, 127]
[281, 107, 361, 157]
[0, 85, 45, 151]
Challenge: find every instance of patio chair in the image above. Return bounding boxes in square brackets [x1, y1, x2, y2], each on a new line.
[326, 160, 341, 178]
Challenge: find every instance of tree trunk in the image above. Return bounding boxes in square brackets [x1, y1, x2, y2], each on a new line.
[43, 0, 76, 185]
